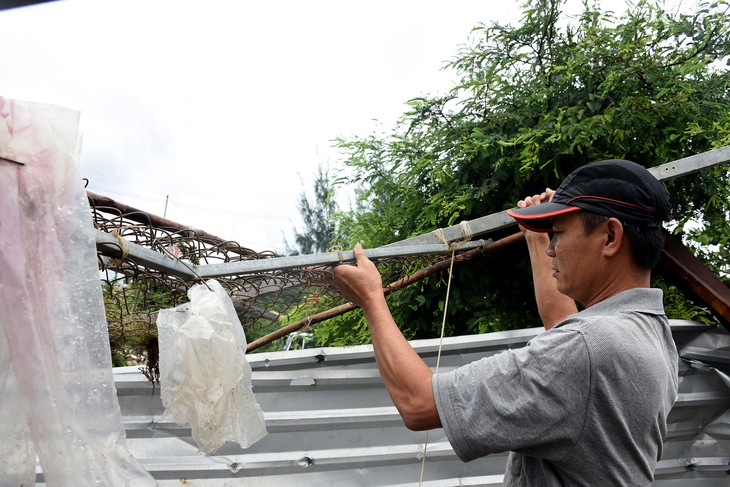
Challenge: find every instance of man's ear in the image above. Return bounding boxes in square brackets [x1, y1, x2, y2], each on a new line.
[603, 218, 624, 257]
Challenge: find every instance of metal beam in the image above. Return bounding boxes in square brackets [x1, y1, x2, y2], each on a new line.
[385, 210, 515, 248]
[95, 146, 730, 276]
[648, 145, 730, 181]
[386, 145, 730, 248]
[659, 233, 730, 329]
[97, 228, 490, 280]
[195, 240, 489, 278]
[95, 229, 195, 279]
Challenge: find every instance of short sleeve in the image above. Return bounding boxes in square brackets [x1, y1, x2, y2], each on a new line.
[433, 327, 591, 462]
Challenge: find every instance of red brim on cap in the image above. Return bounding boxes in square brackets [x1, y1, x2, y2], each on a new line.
[507, 204, 582, 233]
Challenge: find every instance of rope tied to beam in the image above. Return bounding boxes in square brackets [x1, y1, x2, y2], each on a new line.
[419, 222, 472, 484]
[329, 245, 345, 265]
[460, 220, 473, 243]
[431, 220, 474, 250]
[109, 229, 129, 267]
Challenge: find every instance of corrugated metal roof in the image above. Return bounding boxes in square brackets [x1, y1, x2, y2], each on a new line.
[98, 320, 730, 486]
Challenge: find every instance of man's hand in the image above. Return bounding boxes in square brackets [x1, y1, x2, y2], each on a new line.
[331, 243, 441, 430]
[515, 188, 555, 234]
[515, 188, 577, 329]
[333, 243, 385, 308]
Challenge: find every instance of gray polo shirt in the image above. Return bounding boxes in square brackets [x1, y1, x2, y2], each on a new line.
[433, 288, 678, 486]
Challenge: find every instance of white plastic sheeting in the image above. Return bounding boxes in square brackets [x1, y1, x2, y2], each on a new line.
[157, 279, 267, 453]
[0, 97, 154, 485]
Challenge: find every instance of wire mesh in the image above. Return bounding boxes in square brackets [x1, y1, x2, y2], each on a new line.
[90, 147, 730, 367]
[90, 194, 443, 367]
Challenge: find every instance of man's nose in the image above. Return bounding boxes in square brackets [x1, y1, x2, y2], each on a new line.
[546, 236, 556, 257]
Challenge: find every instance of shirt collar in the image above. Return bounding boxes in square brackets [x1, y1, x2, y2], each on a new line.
[580, 288, 665, 317]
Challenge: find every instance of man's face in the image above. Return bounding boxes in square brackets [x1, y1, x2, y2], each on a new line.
[545, 212, 606, 305]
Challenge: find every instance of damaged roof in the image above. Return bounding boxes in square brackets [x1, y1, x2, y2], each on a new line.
[107, 320, 730, 485]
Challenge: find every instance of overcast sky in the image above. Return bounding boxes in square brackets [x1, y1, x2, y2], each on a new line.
[1, 0, 633, 253]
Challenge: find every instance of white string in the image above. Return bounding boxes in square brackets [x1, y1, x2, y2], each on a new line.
[109, 229, 129, 267]
[460, 220, 473, 242]
[431, 227, 448, 247]
[418, 242, 458, 485]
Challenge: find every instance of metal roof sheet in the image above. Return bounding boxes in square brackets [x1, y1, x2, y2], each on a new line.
[78, 320, 730, 486]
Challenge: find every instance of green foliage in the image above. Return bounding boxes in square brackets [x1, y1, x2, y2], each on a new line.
[287, 163, 341, 255]
[104, 279, 187, 365]
[654, 277, 718, 325]
[669, 166, 730, 284]
[313, 308, 373, 347]
[328, 0, 730, 342]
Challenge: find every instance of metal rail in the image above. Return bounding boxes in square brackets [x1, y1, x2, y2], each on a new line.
[96, 145, 730, 278]
[386, 145, 730, 247]
[97, 229, 491, 280]
[196, 240, 490, 278]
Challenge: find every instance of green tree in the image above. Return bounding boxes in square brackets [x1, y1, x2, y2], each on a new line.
[329, 0, 730, 342]
[279, 163, 355, 348]
[287, 163, 340, 255]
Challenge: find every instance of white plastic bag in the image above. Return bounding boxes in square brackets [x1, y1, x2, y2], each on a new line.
[0, 96, 154, 485]
[157, 279, 267, 453]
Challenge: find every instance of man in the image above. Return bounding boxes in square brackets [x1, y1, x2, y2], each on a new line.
[332, 159, 679, 485]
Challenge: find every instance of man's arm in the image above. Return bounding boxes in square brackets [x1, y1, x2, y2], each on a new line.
[333, 244, 441, 430]
[517, 190, 578, 329]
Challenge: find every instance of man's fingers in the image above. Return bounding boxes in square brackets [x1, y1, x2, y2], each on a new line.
[518, 194, 541, 208]
[518, 188, 555, 208]
[545, 188, 555, 202]
[353, 243, 368, 265]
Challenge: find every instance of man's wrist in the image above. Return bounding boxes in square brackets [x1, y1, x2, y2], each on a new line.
[524, 231, 549, 246]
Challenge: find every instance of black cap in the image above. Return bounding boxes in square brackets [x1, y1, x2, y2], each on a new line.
[507, 159, 670, 233]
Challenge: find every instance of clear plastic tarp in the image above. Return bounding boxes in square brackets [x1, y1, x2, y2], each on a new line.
[0, 97, 154, 485]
